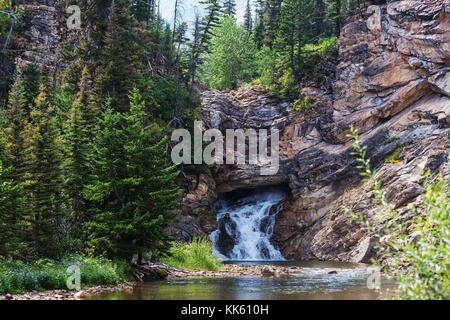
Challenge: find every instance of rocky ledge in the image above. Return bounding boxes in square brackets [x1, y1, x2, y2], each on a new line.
[172, 0, 449, 264]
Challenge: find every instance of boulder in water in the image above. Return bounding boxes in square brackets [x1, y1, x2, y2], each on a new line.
[261, 266, 275, 277]
[216, 213, 237, 257]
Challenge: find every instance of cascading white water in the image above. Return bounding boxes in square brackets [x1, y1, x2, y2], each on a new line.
[210, 187, 288, 261]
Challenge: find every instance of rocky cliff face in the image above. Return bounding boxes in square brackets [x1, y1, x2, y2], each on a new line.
[177, 0, 449, 263]
[14, 1, 66, 72]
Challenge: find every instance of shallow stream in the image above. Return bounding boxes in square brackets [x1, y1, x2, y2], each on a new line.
[87, 261, 393, 300]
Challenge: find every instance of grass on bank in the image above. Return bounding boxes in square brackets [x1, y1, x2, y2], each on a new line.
[0, 255, 132, 295]
[160, 238, 222, 271]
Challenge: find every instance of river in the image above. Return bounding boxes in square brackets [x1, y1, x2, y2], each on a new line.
[87, 260, 393, 300]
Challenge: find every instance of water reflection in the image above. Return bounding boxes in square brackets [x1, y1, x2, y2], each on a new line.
[87, 261, 394, 300]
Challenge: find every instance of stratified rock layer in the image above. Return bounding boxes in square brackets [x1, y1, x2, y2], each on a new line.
[178, 0, 449, 263]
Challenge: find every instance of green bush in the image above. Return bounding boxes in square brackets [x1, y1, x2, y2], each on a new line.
[160, 238, 221, 271]
[0, 255, 132, 295]
[291, 96, 314, 113]
[202, 16, 259, 90]
[384, 145, 409, 165]
[300, 37, 337, 81]
[346, 127, 450, 300]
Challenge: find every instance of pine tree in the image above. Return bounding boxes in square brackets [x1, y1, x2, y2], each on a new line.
[243, 0, 253, 33]
[85, 89, 181, 262]
[63, 67, 94, 233]
[263, 0, 283, 48]
[252, 1, 265, 49]
[199, 0, 222, 51]
[76, 67, 101, 136]
[185, 0, 222, 92]
[0, 160, 27, 259]
[314, 0, 326, 36]
[173, 22, 188, 64]
[3, 75, 28, 182]
[204, 16, 258, 90]
[24, 82, 64, 258]
[326, 0, 343, 36]
[132, 0, 157, 24]
[223, 0, 236, 17]
[275, 0, 317, 80]
[92, 0, 140, 112]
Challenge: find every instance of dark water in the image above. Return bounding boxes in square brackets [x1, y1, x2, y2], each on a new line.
[87, 261, 393, 300]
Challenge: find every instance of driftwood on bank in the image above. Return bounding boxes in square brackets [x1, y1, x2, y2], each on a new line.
[131, 259, 188, 281]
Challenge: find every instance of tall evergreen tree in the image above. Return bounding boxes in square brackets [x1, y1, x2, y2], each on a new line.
[223, 0, 236, 17]
[92, 0, 141, 112]
[63, 67, 94, 233]
[204, 15, 258, 90]
[185, 0, 222, 94]
[0, 160, 27, 259]
[85, 89, 181, 262]
[3, 75, 28, 181]
[275, 0, 317, 80]
[326, 0, 343, 36]
[132, 0, 157, 24]
[263, 0, 282, 48]
[243, 0, 253, 33]
[24, 81, 64, 258]
[252, 0, 265, 49]
[314, 0, 326, 36]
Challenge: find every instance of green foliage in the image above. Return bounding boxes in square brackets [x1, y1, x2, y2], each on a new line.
[62, 71, 94, 242]
[85, 88, 181, 262]
[2, 75, 27, 181]
[141, 75, 198, 124]
[346, 127, 450, 300]
[198, 0, 339, 99]
[291, 96, 314, 113]
[275, 0, 317, 81]
[263, 0, 283, 48]
[384, 145, 409, 165]
[254, 34, 336, 98]
[21, 64, 41, 110]
[255, 46, 277, 89]
[300, 36, 337, 80]
[203, 15, 258, 90]
[160, 238, 222, 271]
[91, 0, 141, 112]
[0, 161, 27, 260]
[0, 255, 132, 295]
[24, 81, 65, 258]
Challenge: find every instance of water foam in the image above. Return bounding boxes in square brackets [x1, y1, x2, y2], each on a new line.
[211, 187, 287, 260]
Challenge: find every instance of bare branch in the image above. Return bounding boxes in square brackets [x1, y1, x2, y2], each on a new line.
[0, 10, 18, 52]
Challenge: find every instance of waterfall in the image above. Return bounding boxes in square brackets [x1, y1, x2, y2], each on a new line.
[210, 186, 288, 261]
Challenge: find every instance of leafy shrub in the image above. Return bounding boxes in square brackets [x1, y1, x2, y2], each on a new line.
[0, 255, 132, 295]
[291, 96, 314, 113]
[346, 127, 450, 300]
[160, 238, 221, 271]
[300, 37, 337, 81]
